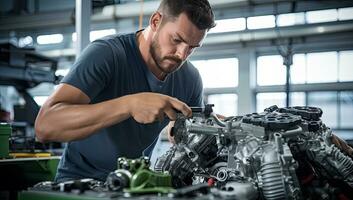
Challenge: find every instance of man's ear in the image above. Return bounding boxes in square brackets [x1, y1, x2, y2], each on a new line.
[150, 12, 162, 32]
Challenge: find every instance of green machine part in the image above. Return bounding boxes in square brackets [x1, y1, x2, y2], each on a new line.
[108, 157, 175, 194]
[116, 156, 149, 172]
[0, 123, 11, 158]
[126, 169, 175, 194]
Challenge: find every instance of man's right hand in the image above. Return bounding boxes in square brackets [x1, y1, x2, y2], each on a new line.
[127, 92, 192, 124]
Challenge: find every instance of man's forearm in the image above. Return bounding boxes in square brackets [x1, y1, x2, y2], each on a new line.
[35, 90, 191, 143]
[35, 96, 131, 142]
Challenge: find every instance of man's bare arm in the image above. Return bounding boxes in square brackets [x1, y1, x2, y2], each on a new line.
[35, 83, 191, 142]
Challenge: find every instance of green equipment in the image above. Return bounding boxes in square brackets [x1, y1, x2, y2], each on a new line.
[0, 123, 11, 158]
[106, 157, 175, 195]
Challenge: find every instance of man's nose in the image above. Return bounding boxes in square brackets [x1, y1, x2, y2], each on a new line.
[175, 45, 189, 60]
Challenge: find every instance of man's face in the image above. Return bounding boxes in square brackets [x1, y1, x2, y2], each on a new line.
[150, 12, 207, 74]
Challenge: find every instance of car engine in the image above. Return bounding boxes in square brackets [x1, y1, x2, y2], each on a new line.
[154, 105, 353, 200]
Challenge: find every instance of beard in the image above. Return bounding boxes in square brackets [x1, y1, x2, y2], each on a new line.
[150, 34, 183, 74]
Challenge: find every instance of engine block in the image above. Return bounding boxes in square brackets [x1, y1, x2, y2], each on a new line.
[155, 105, 353, 200]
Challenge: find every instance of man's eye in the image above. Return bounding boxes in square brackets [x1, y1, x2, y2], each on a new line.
[173, 38, 181, 43]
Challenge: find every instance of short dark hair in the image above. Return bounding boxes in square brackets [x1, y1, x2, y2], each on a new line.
[157, 0, 216, 30]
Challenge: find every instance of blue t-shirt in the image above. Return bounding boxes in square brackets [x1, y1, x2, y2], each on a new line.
[55, 31, 204, 182]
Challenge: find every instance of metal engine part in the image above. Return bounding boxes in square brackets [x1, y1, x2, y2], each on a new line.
[106, 157, 174, 194]
[155, 105, 353, 200]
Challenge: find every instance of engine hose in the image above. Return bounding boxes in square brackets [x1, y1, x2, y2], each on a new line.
[187, 125, 220, 135]
[211, 113, 226, 127]
[260, 161, 286, 200]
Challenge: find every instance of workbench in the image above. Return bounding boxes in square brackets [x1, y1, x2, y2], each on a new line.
[0, 156, 60, 200]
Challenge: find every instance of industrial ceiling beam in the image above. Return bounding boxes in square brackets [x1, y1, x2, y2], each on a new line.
[256, 82, 353, 93]
[204, 20, 353, 45]
[39, 20, 353, 58]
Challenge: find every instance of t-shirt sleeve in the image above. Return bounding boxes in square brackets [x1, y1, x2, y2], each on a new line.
[61, 40, 115, 101]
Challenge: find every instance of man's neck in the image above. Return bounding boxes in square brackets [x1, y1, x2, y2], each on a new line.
[137, 28, 167, 81]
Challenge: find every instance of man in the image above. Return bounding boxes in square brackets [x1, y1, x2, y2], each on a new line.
[35, 0, 215, 182]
